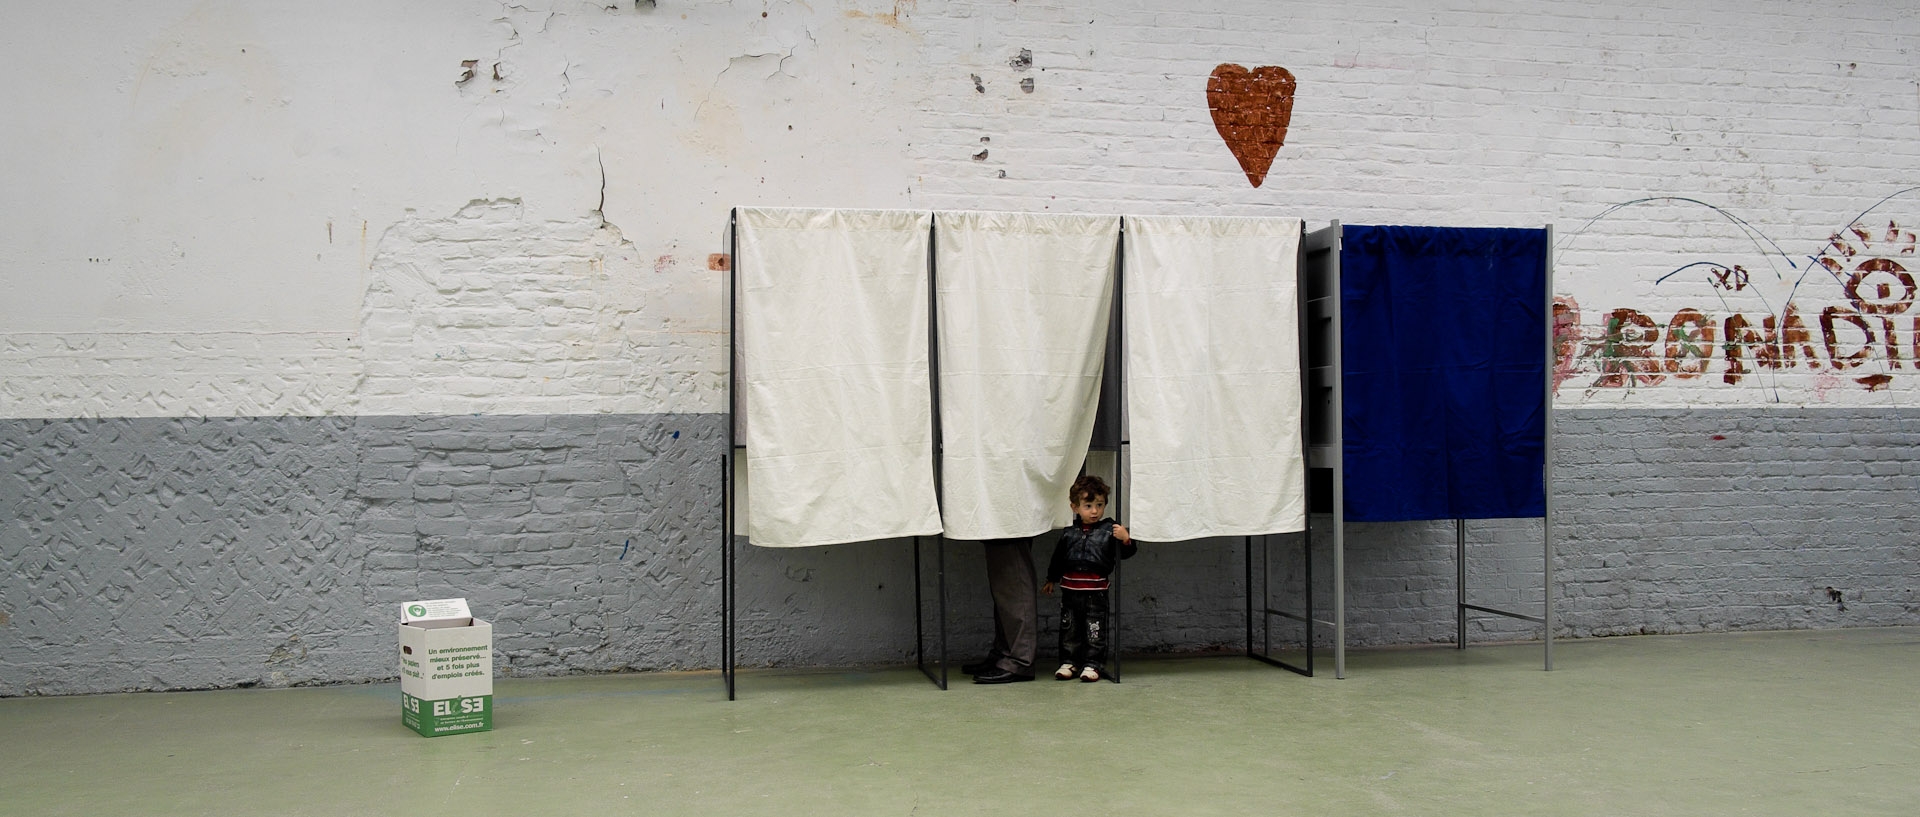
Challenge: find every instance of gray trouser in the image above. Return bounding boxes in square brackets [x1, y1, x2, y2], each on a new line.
[981, 537, 1038, 674]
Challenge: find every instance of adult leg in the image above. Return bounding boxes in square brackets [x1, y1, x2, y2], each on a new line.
[980, 536, 1037, 676]
[962, 541, 1011, 675]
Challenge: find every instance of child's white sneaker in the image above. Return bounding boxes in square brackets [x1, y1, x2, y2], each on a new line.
[1055, 663, 1077, 680]
[1079, 666, 1101, 682]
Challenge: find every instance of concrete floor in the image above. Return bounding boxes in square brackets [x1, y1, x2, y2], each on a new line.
[3, 627, 1916, 816]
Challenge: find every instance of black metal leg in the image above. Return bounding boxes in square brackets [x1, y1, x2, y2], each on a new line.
[1304, 530, 1314, 676]
[915, 536, 948, 690]
[1247, 532, 1314, 677]
[1109, 561, 1121, 683]
[937, 538, 948, 689]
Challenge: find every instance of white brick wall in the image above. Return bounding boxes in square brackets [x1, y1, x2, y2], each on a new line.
[908, 0, 1920, 406]
[5, 1, 1917, 417]
[1, 1, 917, 419]
[356, 200, 721, 416]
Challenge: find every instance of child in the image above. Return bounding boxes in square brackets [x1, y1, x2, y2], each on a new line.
[1042, 474, 1136, 682]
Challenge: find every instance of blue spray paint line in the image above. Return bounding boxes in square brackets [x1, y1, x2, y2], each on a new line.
[620, 538, 630, 560]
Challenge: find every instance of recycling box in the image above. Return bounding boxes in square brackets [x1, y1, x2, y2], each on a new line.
[398, 598, 493, 738]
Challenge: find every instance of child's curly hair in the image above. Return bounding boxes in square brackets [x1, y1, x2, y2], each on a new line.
[1069, 474, 1110, 504]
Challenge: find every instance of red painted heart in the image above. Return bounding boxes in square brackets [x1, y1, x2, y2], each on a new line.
[1207, 64, 1296, 188]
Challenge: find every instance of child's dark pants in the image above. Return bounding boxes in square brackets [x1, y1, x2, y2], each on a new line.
[1058, 588, 1110, 671]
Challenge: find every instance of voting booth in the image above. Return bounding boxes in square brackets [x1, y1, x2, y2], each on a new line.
[717, 211, 1555, 692]
[1299, 223, 1556, 677]
[721, 209, 1314, 695]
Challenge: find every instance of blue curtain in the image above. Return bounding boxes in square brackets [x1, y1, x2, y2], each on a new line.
[1340, 226, 1547, 522]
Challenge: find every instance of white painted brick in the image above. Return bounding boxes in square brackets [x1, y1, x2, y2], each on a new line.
[12, 3, 1910, 412]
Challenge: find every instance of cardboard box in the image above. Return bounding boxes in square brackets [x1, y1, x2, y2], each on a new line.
[398, 598, 493, 737]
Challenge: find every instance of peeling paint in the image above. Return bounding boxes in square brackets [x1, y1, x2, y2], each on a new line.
[845, 0, 917, 30]
[266, 634, 307, 665]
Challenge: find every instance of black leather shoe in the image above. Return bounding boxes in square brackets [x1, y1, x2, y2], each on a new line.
[960, 658, 998, 675]
[971, 669, 1034, 684]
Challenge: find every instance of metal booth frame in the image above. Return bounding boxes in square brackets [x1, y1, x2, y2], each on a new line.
[721, 208, 952, 700]
[1088, 217, 1318, 682]
[1296, 222, 1558, 679]
[722, 212, 1397, 697]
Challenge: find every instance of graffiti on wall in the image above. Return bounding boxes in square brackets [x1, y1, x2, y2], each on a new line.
[1207, 64, 1296, 188]
[1555, 188, 1920, 402]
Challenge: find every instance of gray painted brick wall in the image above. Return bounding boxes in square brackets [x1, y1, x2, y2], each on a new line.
[5, 408, 1918, 696]
[1550, 409, 1920, 637]
[1, 415, 724, 696]
[1261, 408, 1920, 649]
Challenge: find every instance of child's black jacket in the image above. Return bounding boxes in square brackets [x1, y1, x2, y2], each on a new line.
[1046, 518, 1137, 583]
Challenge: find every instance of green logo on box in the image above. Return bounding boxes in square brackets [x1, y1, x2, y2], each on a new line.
[402, 692, 492, 737]
[408, 604, 427, 617]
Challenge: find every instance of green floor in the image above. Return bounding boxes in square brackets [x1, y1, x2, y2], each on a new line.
[4, 627, 1917, 816]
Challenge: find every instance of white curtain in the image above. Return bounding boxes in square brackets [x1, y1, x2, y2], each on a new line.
[735, 208, 942, 547]
[1123, 215, 1306, 540]
[935, 211, 1120, 540]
